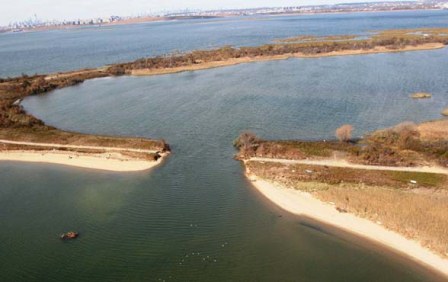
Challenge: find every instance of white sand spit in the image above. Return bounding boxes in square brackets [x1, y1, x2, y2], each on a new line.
[0, 150, 165, 172]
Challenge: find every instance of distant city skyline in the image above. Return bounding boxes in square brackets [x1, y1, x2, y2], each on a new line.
[0, 0, 410, 26]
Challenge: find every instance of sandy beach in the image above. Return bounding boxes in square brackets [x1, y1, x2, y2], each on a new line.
[245, 171, 448, 278]
[0, 150, 165, 172]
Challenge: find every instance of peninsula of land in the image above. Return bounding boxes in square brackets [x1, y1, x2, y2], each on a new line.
[234, 119, 448, 277]
[0, 139, 168, 171]
[1, 28, 448, 171]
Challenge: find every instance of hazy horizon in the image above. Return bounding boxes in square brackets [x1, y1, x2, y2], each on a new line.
[0, 0, 410, 26]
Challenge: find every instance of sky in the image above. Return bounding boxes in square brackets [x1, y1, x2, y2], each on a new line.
[1, 0, 404, 26]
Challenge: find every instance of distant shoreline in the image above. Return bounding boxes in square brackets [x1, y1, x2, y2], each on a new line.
[3, 8, 444, 34]
[2, 15, 220, 34]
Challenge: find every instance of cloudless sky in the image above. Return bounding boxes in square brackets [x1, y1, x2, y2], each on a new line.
[1, 0, 404, 25]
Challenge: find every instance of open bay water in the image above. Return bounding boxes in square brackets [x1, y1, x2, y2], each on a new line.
[0, 46, 446, 281]
[1, 10, 448, 281]
[0, 10, 448, 77]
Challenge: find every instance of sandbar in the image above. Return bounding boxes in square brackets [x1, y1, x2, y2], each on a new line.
[0, 150, 166, 172]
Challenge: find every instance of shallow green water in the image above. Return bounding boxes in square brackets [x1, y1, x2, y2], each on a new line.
[1, 49, 448, 281]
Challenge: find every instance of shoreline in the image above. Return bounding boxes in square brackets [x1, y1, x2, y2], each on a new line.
[4, 9, 443, 35]
[0, 150, 167, 172]
[2, 16, 216, 34]
[245, 171, 448, 278]
[131, 43, 445, 76]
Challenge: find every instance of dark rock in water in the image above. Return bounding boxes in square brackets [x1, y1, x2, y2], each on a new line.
[60, 231, 79, 240]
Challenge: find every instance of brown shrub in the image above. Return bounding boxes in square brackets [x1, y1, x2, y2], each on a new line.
[336, 124, 353, 142]
[234, 131, 260, 157]
[392, 122, 421, 150]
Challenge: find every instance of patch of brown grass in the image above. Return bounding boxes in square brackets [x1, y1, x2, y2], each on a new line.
[0, 128, 169, 152]
[246, 161, 448, 190]
[314, 184, 448, 257]
[418, 120, 448, 142]
[363, 120, 448, 167]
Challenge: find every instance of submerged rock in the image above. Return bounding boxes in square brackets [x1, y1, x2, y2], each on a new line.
[60, 231, 79, 240]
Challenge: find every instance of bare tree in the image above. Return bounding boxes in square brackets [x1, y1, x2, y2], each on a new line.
[234, 131, 259, 157]
[336, 124, 353, 142]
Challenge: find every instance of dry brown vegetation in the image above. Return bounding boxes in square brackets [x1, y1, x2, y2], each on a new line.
[316, 185, 448, 257]
[245, 160, 448, 257]
[335, 124, 353, 142]
[0, 128, 168, 151]
[362, 121, 448, 167]
[246, 161, 448, 190]
[235, 119, 448, 168]
[418, 120, 448, 141]
[234, 136, 356, 160]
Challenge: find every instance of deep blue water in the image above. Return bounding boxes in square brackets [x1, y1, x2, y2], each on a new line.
[0, 10, 448, 77]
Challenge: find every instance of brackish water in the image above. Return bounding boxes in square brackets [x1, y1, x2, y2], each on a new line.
[2, 10, 448, 282]
[1, 48, 446, 281]
[1, 10, 448, 77]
